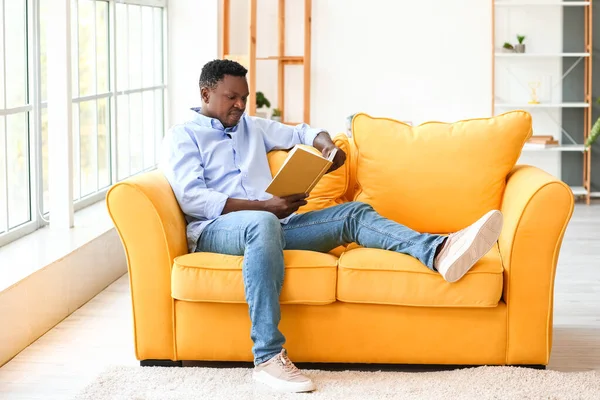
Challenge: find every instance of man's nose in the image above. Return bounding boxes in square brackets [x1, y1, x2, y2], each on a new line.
[235, 98, 246, 109]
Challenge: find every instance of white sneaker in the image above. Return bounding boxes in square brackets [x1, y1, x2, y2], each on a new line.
[434, 210, 504, 283]
[253, 349, 316, 393]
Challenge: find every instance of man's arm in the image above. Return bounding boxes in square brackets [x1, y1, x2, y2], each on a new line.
[255, 118, 346, 173]
[160, 128, 229, 220]
[161, 126, 307, 219]
[312, 131, 346, 173]
[223, 194, 308, 219]
[254, 117, 323, 151]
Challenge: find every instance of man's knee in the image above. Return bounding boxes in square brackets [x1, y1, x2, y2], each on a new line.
[241, 211, 284, 242]
[347, 201, 374, 215]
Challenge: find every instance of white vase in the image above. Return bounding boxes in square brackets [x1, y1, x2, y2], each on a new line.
[256, 110, 268, 119]
[272, 116, 281, 122]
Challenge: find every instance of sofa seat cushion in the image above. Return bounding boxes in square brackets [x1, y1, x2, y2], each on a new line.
[172, 250, 338, 305]
[337, 245, 503, 308]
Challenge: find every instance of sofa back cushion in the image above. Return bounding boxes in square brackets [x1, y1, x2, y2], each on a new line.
[351, 111, 532, 233]
[267, 133, 351, 213]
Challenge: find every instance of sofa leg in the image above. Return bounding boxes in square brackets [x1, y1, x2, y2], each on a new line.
[513, 364, 546, 370]
[140, 359, 183, 367]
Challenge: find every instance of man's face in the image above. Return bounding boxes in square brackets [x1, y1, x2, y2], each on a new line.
[201, 75, 249, 128]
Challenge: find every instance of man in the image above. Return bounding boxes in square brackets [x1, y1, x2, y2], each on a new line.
[160, 59, 503, 393]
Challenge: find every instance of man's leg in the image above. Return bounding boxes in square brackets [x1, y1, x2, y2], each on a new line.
[283, 201, 503, 282]
[195, 210, 315, 393]
[283, 201, 445, 269]
[195, 211, 286, 364]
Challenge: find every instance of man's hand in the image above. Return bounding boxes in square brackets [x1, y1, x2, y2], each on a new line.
[322, 145, 347, 173]
[262, 193, 308, 219]
[313, 131, 346, 173]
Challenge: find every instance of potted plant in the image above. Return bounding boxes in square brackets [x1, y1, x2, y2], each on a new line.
[515, 35, 526, 53]
[503, 42, 515, 53]
[585, 98, 600, 149]
[272, 108, 282, 122]
[256, 91, 271, 118]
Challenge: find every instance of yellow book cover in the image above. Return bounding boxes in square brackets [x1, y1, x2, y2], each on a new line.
[265, 145, 337, 197]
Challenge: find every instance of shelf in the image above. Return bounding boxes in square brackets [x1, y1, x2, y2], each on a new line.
[495, 52, 590, 57]
[495, 2, 590, 6]
[256, 56, 304, 65]
[495, 102, 590, 108]
[523, 144, 587, 152]
[570, 186, 588, 196]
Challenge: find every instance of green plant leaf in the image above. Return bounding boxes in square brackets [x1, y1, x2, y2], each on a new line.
[256, 91, 271, 109]
[586, 116, 600, 148]
[517, 35, 525, 44]
[503, 42, 514, 49]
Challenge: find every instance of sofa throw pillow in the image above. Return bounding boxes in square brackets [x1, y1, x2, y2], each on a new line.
[267, 133, 351, 213]
[351, 111, 532, 233]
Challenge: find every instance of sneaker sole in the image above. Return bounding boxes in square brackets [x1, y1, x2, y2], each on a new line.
[252, 370, 316, 393]
[443, 210, 504, 283]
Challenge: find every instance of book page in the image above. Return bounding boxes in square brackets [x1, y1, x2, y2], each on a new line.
[327, 147, 338, 162]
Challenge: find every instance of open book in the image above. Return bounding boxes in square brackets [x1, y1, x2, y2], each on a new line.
[265, 145, 337, 197]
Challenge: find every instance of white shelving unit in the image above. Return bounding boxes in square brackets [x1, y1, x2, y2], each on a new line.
[495, 2, 591, 6]
[571, 186, 588, 195]
[495, 52, 590, 57]
[523, 144, 587, 151]
[495, 102, 590, 108]
[492, 0, 593, 203]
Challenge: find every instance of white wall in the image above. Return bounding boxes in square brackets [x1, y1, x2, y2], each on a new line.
[177, 1, 571, 181]
[312, 0, 493, 131]
[168, 0, 219, 126]
[225, 0, 493, 133]
[0, 201, 126, 367]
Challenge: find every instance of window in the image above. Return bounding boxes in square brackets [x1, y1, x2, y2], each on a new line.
[115, 3, 164, 181]
[0, 0, 166, 247]
[0, 0, 33, 237]
[72, 0, 111, 202]
[70, 0, 165, 205]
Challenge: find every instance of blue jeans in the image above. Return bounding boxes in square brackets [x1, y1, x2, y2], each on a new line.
[195, 201, 446, 365]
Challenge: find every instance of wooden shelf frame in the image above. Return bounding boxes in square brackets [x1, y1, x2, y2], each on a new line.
[221, 0, 312, 124]
[491, 0, 594, 204]
[583, 0, 592, 204]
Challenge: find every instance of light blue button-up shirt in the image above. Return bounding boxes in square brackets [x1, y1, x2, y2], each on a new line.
[159, 107, 325, 252]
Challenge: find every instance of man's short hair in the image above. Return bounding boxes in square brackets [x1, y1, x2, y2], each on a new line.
[199, 59, 248, 90]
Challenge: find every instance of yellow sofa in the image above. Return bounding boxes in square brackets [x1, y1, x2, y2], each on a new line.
[106, 111, 574, 368]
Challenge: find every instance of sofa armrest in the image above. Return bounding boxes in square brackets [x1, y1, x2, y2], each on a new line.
[106, 170, 188, 361]
[499, 165, 574, 365]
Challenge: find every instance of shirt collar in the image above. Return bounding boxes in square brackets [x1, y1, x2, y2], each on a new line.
[190, 107, 243, 133]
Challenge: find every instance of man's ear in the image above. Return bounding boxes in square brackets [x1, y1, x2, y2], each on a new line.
[200, 87, 210, 104]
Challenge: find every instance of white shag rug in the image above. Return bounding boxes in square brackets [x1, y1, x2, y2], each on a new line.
[73, 365, 600, 400]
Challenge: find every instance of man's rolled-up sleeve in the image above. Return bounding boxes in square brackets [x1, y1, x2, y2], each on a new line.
[254, 117, 326, 152]
[159, 127, 228, 220]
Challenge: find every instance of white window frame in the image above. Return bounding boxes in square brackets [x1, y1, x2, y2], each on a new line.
[71, 0, 114, 209]
[72, 0, 167, 211]
[0, 0, 41, 247]
[0, 0, 167, 247]
[113, 1, 167, 185]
